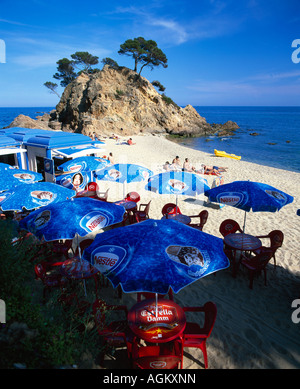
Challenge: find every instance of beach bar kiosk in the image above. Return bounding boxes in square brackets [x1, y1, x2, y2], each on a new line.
[0, 127, 105, 190]
[0, 134, 27, 168]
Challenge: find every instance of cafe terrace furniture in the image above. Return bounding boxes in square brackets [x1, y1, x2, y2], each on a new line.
[188, 210, 209, 231]
[128, 298, 186, 344]
[161, 213, 191, 225]
[124, 191, 140, 204]
[93, 298, 134, 359]
[134, 200, 151, 223]
[254, 230, 284, 269]
[34, 261, 68, 304]
[223, 233, 262, 277]
[182, 301, 217, 369]
[131, 340, 183, 369]
[60, 257, 100, 298]
[219, 219, 243, 237]
[128, 298, 185, 369]
[52, 239, 75, 260]
[114, 199, 138, 225]
[161, 203, 182, 216]
[239, 248, 275, 289]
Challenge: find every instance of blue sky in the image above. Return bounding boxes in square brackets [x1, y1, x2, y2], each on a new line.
[0, 0, 300, 107]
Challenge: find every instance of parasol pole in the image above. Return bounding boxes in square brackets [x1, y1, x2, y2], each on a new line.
[243, 211, 247, 233]
[175, 194, 178, 215]
[77, 234, 87, 297]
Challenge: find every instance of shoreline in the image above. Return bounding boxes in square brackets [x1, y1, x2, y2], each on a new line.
[95, 133, 300, 369]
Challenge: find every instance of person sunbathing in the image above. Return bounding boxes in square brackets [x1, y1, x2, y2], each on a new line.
[201, 164, 227, 175]
[127, 138, 136, 145]
[171, 156, 182, 171]
[183, 158, 196, 172]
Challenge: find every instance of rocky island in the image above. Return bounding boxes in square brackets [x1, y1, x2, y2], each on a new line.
[6, 65, 239, 138]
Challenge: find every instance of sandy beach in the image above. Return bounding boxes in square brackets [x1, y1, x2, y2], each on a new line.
[93, 134, 300, 369]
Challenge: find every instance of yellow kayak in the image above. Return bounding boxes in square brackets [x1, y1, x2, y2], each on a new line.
[214, 149, 241, 160]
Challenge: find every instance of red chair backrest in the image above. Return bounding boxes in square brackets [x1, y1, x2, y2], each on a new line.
[86, 182, 98, 192]
[269, 230, 284, 249]
[125, 192, 140, 203]
[200, 210, 209, 227]
[162, 203, 181, 215]
[219, 219, 242, 237]
[34, 263, 46, 280]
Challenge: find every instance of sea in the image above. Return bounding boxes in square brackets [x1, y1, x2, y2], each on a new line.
[0, 106, 300, 173]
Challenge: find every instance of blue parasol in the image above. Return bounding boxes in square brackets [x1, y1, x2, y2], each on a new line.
[0, 169, 43, 192]
[19, 197, 125, 242]
[145, 171, 210, 213]
[82, 218, 230, 295]
[57, 156, 109, 173]
[95, 163, 153, 197]
[204, 180, 294, 231]
[0, 182, 75, 211]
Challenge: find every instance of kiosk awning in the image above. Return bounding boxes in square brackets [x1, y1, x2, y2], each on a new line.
[52, 145, 105, 159]
[0, 147, 27, 156]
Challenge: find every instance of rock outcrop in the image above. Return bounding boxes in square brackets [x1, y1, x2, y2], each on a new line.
[6, 66, 239, 138]
[52, 66, 213, 137]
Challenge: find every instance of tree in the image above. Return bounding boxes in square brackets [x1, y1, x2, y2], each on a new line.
[53, 58, 77, 87]
[152, 80, 166, 92]
[70, 51, 99, 74]
[44, 82, 60, 98]
[118, 37, 168, 75]
[101, 57, 119, 69]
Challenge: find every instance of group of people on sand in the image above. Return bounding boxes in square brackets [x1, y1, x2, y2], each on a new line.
[163, 156, 227, 176]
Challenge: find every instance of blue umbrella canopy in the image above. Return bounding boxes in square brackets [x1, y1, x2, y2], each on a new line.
[0, 169, 43, 192]
[0, 163, 17, 170]
[19, 197, 125, 241]
[82, 219, 230, 294]
[95, 163, 153, 184]
[145, 171, 210, 196]
[0, 182, 75, 211]
[57, 156, 109, 173]
[204, 180, 294, 232]
[204, 181, 294, 213]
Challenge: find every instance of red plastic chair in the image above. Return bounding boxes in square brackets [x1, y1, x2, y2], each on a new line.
[254, 230, 284, 268]
[132, 340, 183, 369]
[240, 248, 275, 289]
[93, 299, 133, 358]
[134, 200, 151, 222]
[34, 262, 68, 303]
[124, 191, 140, 203]
[219, 219, 243, 237]
[182, 302, 217, 369]
[188, 210, 209, 231]
[161, 203, 182, 216]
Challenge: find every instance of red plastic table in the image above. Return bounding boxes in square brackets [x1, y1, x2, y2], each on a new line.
[128, 298, 186, 343]
[223, 233, 262, 277]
